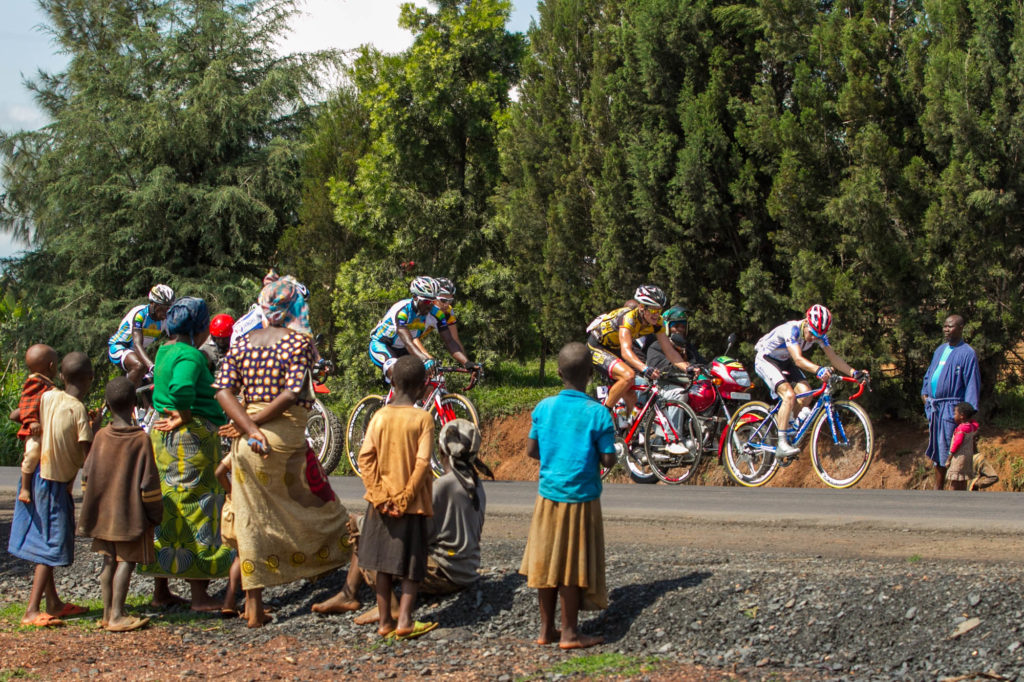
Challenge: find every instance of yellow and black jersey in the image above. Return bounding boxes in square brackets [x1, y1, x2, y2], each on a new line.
[588, 307, 663, 352]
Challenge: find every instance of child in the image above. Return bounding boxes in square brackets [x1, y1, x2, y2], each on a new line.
[214, 454, 243, 617]
[356, 355, 438, 640]
[945, 401, 979, 491]
[520, 342, 617, 650]
[77, 376, 162, 632]
[10, 344, 59, 505]
[7, 352, 98, 627]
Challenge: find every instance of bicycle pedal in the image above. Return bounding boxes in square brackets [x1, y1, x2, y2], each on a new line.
[778, 454, 799, 468]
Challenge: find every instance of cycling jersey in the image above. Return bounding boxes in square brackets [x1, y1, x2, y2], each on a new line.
[754, 320, 830, 361]
[230, 305, 266, 346]
[588, 307, 663, 352]
[107, 304, 165, 367]
[369, 299, 450, 350]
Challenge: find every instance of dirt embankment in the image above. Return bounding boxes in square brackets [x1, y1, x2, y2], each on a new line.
[479, 411, 1024, 491]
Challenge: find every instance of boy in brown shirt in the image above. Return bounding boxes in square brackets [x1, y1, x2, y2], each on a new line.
[78, 377, 162, 632]
[357, 355, 437, 640]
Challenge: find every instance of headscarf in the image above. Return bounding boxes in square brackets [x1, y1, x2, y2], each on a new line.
[438, 419, 493, 511]
[258, 277, 311, 335]
[164, 297, 210, 345]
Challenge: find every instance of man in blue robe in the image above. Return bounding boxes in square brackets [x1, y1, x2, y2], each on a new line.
[921, 314, 981, 490]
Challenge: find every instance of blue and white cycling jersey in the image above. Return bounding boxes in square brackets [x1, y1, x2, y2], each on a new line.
[108, 304, 165, 350]
[369, 299, 450, 350]
[754, 320, 829, 361]
[230, 305, 266, 346]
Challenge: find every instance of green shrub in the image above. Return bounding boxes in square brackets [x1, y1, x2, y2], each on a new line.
[0, 365, 24, 466]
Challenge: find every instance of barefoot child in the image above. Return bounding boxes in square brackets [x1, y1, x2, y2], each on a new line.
[77, 377, 162, 632]
[946, 402, 980, 491]
[10, 345, 59, 505]
[213, 455, 243, 617]
[356, 355, 438, 640]
[520, 342, 616, 650]
[7, 352, 98, 627]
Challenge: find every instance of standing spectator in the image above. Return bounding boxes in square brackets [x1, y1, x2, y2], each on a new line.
[922, 314, 981, 490]
[214, 278, 351, 628]
[520, 342, 616, 650]
[77, 377, 162, 632]
[356, 355, 438, 640]
[139, 297, 233, 611]
[946, 402, 980, 491]
[8, 352, 97, 627]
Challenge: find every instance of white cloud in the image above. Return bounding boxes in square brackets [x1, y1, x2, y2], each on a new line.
[0, 103, 47, 129]
[275, 0, 428, 56]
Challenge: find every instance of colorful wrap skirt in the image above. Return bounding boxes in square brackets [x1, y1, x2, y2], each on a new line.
[138, 417, 234, 580]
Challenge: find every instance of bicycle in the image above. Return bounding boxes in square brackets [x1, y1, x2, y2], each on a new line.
[600, 370, 704, 484]
[723, 374, 873, 489]
[345, 366, 482, 478]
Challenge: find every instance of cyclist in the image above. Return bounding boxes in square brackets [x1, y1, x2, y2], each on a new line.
[753, 304, 866, 457]
[201, 313, 234, 371]
[586, 285, 691, 426]
[433, 278, 482, 375]
[369, 276, 475, 381]
[107, 284, 175, 385]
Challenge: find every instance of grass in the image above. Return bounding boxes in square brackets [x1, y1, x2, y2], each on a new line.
[0, 594, 225, 632]
[1010, 457, 1024, 492]
[543, 652, 660, 678]
[992, 380, 1024, 429]
[459, 357, 562, 421]
[907, 554, 922, 563]
[0, 669, 34, 681]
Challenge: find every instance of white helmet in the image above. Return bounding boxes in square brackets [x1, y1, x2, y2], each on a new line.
[633, 285, 667, 308]
[148, 284, 175, 306]
[435, 277, 456, 297]
[409, 276, 439, 300]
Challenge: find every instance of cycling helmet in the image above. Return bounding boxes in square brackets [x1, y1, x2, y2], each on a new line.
[662, 305, 688, 325]
[409, 276, 439, 300]
[806, 304, 832, 336]
[435, 277, 456, 297]
[148, 284, 175, 306]
[633, 285, 667, 308]
[209, 314, 235, 339]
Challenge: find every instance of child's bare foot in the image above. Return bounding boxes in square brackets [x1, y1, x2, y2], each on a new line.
[190, 594, 224, 613]
[151, 588, 187, 608]
[537, 629, 562, 645]
[17, 490, 31, 504]
[311, 592, 361, 614]
[559, 634, 604, 650]
[246, 610, 273, 628]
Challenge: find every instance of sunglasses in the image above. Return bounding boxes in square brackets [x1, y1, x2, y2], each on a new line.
[438, 297, 455, 305]
[644, 306, 663, 316]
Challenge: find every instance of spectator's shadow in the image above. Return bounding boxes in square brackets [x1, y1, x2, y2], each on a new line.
[585, 571, 711, 643]
[420, 571, 527, 627]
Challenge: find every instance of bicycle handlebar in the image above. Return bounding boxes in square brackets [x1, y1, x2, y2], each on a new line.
[812, 374, 870, 400]
[434, 365, 482, 390]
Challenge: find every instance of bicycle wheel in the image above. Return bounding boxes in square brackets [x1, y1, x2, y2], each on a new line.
[307, 399, 345, 475]
[345, 395, 385, 476]
[643, 399, 703, 484]
[723, 401, 779, 487]
[428, 394, 480, 477]
[623, 440, 657, 484]
[810, 400, 874, 488]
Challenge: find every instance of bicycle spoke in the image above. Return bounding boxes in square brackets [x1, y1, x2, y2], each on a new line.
[811, 401, 873, 488]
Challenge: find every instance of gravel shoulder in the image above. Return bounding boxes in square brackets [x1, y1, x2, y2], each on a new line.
[1, 490, 1022, 681]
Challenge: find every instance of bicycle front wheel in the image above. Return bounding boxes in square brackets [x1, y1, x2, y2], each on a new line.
[643, 399, 703, 484]
[810, 400, 874, 488]
[723, 401, 779, 487]
[428, 394, 480, 477]
[345, 395, 385, 476]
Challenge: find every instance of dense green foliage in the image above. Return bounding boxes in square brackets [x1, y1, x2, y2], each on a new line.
[0, 0, 336, 362]
[3, 0, 1024, 417]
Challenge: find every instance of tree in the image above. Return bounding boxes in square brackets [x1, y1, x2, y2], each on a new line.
[0, 0, 336, 358]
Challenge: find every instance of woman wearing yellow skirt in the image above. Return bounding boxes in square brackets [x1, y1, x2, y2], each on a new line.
[214, 278, 350, 628]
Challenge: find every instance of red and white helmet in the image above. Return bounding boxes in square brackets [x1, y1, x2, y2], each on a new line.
[633, 285, 667, 308]
[806, 304, 832, 337]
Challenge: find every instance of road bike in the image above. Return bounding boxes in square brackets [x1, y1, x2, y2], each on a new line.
[599, 371, 704, 484]
[723, 374, 873, 489]
[345, 366, 481, 477]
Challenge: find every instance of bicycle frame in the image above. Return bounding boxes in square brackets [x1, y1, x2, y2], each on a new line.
[619, 380, 685, 448]
[383, 366, 479, 415]
[744, 376, 866, 453]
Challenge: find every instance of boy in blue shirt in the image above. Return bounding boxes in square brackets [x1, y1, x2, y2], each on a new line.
[519, 342, 617, 650]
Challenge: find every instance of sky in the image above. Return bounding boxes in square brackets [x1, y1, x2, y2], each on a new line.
[0, 0, 538, 258]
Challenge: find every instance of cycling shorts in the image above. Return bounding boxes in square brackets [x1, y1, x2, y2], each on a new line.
[587, 334, 627, 382]
[108, 344, 133, 369]
[369, 339, 409, 379]
[754, 354, 807, 399]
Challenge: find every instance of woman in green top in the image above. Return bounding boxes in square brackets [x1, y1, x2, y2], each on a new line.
[139, 297, 232, 611]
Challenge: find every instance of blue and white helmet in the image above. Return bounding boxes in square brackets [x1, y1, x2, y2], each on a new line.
[435, 277, 456, 297]
[410, 276, 439, 300]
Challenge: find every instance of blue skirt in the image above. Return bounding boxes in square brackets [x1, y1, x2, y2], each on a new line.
[8, 469, 75, 567]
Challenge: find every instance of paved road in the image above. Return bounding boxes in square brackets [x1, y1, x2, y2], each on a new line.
[2, 467, 1021, 533]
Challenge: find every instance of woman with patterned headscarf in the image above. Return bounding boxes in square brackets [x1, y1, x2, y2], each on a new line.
[138, 297, 233, 611]
[214, 280, 351, 628]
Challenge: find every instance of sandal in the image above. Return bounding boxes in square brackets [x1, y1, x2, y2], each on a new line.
[395, 621, 438, 640]
[21, 613, 64, 628]
[57, 603, 88, 618]
[106, 616, 150, 633]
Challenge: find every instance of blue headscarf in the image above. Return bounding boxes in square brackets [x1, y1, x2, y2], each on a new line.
[165, 297, 210, 345]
